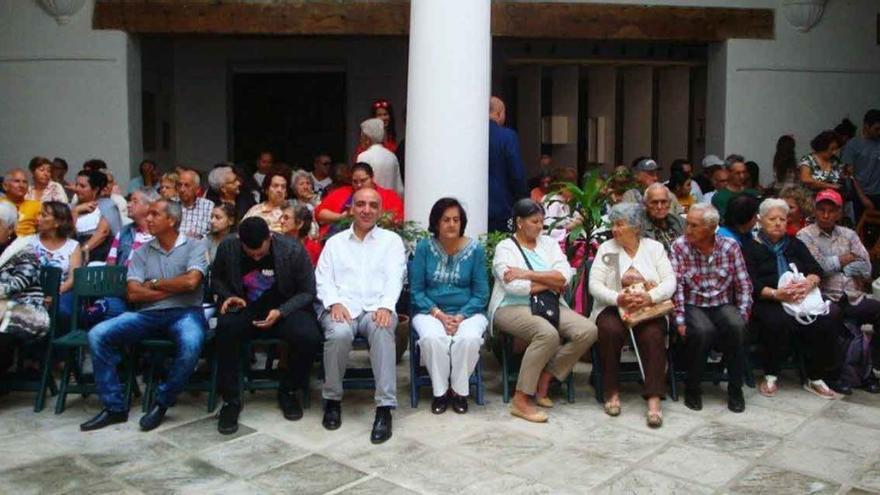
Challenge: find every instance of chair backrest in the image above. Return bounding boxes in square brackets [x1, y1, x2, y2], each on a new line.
[70, 266, 128, 331]
[39, 266, 63, 337]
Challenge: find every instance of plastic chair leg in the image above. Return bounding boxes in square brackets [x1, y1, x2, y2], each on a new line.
[409, 335, 419, 408]
[475, 357, 485, 406]
[566, 373, 575, 403]
[501, 337, 511, 404]
[54, 354, 72, 414]
[34, 345, 54, 412]
[667, 348, 678, 402]
[207, 351, 218, 413]
[591, 346, 604, 404]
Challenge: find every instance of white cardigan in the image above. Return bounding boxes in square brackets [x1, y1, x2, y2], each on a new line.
[488, 235, 573, 334]
[588, 237, 676, 322]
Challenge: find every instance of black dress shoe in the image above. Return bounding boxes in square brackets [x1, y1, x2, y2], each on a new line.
[863, 376, 880, 394]
[218, 401, 241, 435]
[684, 390, 702, 411]
[370, 406, 393, 444]
[323, 400, 341, 430]
[431, 395, 448, 414]
[278, 389, 303, 421]
[727, 388, 745, 413]
[827, 379, 853, 396]
[80, 409, 128, 431]
[451, 395, 468, 414]
[139, 404, 168, 431]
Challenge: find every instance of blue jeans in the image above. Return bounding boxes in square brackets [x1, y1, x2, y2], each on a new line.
[88, 307, 207, 412]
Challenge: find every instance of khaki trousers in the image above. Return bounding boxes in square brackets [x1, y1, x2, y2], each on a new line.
[494, 305, 597, 395]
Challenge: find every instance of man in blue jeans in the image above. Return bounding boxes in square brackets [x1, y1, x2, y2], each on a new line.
[80, 199, 208, 432]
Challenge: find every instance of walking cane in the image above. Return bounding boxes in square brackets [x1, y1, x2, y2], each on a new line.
[601, 252, 646, 382]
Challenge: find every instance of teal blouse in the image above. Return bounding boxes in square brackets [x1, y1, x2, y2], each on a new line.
[410, 238, 489, 317]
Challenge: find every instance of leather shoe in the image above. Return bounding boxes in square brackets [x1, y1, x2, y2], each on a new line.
[431, 395, 448, 414]
[370, 406, 393, 444]
[322, 400, 341, 430]
[827, 379, 853, 396]
[684, 390, 702, 411]
[139, 404, 168, 431]
[278, 389, 303, 421]
[451, 395, 468, 414]
[863, 376, 880, 394]
[217, 401, 241, 435]
[727, 388, 745, 413]
[80, 409, 128, 432]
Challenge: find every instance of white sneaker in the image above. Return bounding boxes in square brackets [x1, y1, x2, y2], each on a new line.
[803, 380, 841, 400]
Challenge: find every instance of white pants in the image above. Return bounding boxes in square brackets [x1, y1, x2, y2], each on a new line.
[413, 313, 487, 397]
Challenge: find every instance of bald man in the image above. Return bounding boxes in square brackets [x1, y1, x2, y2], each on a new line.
[315, 187, 406, 444]
[1, 169, 41, 236]
[489, 96, 527, 233]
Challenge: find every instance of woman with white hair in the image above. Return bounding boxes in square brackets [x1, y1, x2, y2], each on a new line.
[589, 203, 676, 427]
[0, 201, 50, 375]
[206, 165, 255, 222]
[742, 197, 843, 399]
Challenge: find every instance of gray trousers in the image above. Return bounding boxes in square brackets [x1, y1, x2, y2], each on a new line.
[321, 310, 398, 407]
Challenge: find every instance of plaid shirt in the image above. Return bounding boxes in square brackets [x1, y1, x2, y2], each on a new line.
[179, 197, 214, 239]
[796, 223, 872, 304]
[670, 235, 753, 326]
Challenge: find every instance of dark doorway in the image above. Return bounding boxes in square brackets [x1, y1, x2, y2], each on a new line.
[231, 72, 346, 169]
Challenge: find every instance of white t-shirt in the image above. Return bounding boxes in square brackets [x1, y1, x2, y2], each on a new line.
[311, 173, 332, 195]
[356, 144, 403, 195]
[32, 237, 79, 279]
[76, 208, 102, 235]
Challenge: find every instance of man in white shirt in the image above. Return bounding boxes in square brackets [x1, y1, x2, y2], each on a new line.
[311, 153, 333, 196]
[315, 187, 406, 444]
[356, 118, 403, 196]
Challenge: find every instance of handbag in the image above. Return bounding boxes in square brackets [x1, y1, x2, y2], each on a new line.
[510, 237, 560, 328]
[779, 263, 830, 325]
[600, 252, 674, 327]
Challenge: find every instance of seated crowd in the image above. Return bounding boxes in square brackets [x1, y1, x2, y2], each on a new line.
[0, 106, 879, 449]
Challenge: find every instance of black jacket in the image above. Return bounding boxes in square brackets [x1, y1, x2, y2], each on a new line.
[211, 234, 315, 317]
[742, 235, 823, 298]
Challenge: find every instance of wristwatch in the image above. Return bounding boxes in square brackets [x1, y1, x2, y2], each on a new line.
[149, 279, 160, 290]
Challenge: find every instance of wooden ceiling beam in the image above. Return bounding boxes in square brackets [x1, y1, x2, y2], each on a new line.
[93, 1, 773, 42]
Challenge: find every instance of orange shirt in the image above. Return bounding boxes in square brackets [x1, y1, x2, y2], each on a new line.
[0, 197, 41, 237]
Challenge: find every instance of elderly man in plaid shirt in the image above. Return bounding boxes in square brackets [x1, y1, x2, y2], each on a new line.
[670, 203, 753, 413]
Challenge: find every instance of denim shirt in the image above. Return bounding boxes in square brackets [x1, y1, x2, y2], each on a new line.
[410, 238, 489, 318]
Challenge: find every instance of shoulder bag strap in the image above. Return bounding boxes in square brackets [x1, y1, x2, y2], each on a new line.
[510, 235, 534, 271]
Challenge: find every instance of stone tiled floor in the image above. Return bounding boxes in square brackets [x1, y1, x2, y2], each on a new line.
[1, 356, 880, 494]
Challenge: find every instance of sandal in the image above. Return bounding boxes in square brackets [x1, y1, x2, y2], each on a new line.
[603, 401, 621, 417]
[535, 396, 554, 408]
[646, 411, 663, 428]
[759, 377, 778, 397]
[803, 380, 841, 400]
[510, 405, 549, 423]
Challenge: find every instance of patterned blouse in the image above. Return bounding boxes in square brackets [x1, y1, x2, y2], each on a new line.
[243, 202, 286, 233]
[25, 181, 67, 203]
[0, 242, 50, 339]
[410, 237, 489, 317]
[799, 154, 845, 186]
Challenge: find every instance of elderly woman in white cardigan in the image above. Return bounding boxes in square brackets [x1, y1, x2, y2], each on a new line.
[490, 199, 597, 423]
[589, 202, 676, 428]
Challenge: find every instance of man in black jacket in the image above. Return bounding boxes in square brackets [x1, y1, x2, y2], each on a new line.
[211, 217, 322, 434]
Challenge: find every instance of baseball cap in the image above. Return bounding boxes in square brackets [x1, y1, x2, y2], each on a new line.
[634, 158, 659, 172]
[815, 189, 843, 207]
[702, 154, 725, 168]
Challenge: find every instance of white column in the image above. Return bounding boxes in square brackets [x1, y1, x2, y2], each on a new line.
[404, 0, 491, 235]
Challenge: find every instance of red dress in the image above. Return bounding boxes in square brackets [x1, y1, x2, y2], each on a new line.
[314, 185, 404, 239]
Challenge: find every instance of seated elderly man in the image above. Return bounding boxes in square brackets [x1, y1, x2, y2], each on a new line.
[0, 169, 41, 236]
[80, 199, 208, 432]
[316, 187, 406, 444]
[798, 189, 880, 393]
[640, 183, 685, 253]
[670, 203, 753, 412]
[206, 164, 255, 223]
[177, 169, 214, 239]
[622, 158, 684, 216]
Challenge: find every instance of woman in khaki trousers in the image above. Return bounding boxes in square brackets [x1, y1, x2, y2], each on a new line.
[489, 199, 597, 423]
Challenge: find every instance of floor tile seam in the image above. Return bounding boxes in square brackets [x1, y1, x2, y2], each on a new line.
[760, 447, 867, 486]
[79, 445, 191, 478]
[491, 443, 636, 490]
[678, 422, 786, 462]
[322, 473, 379, 495]
[631, 464, 721, 492]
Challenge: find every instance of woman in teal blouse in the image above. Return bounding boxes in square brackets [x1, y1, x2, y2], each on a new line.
[411, 198, 489, 415]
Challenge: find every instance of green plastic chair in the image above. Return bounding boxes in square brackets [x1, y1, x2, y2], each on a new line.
[239, 338, 311, 410]
[52, 266, 133, 414]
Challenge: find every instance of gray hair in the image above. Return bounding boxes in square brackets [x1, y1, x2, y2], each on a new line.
[207, 166, 234, 193]
[360, 118, 386, 145]
[180, 169, 201, 187]
[291, 169, 314, 191]
[643, 182, 673, 202]
[161, 199, 183, 229]
[608, 203, 644, 235]
[0, 201, 18, 229]
[759, 197, 790, 218]
[689, 203, 720, 227]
